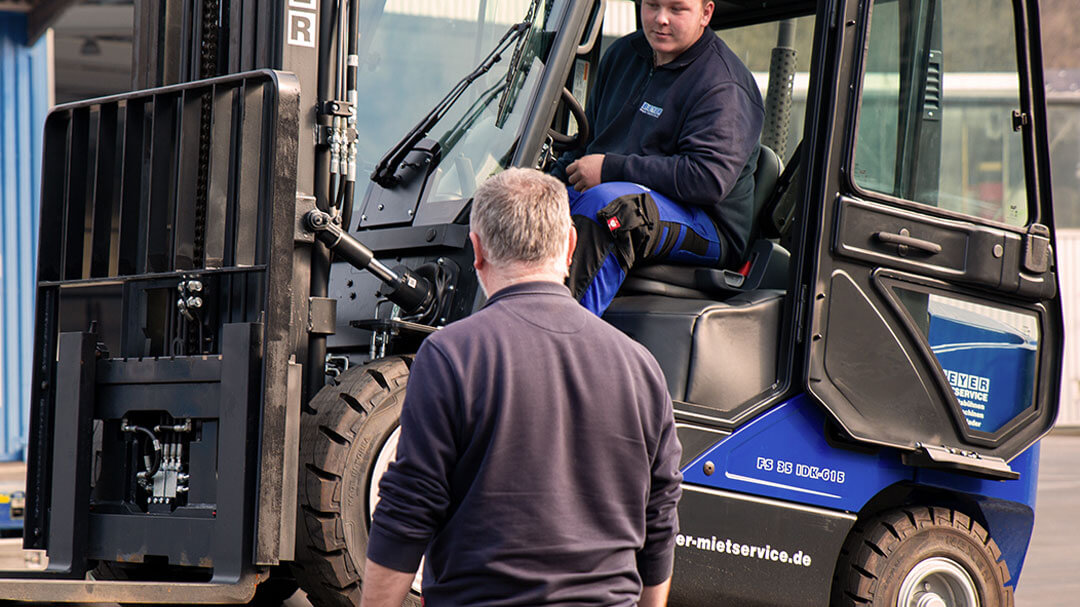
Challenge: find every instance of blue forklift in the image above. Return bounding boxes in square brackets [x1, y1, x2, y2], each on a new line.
[0, 0, 1060, 605]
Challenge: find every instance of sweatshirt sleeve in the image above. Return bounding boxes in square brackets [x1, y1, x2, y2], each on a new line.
[366, 341, 461, 573]
[602, 81, 763, 207]
[636, 372, 683, 585]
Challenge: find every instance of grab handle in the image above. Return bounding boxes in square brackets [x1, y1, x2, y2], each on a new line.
[875, 229, 942, 256]
[578, 0, 606, 55]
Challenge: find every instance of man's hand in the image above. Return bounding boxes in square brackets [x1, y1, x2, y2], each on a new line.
[566, 154, 605, 192]
[358, 559, 417, 607]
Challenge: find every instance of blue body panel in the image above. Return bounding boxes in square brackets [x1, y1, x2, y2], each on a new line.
[682, 394, 914, 512]
[680, 394, 1041, 586]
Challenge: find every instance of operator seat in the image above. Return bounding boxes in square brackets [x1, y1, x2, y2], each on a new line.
[622, 145, 787, 298]
[603, 145, 791, 415]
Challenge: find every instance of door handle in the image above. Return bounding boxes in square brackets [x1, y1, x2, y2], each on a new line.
[874, 229, 942, 256]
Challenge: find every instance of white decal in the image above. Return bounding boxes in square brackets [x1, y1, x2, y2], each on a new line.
[675, 534, 813, 567]
[288, 0, 317, 48]
[755, 457, 845, 484]
[943, 369, 992, 428]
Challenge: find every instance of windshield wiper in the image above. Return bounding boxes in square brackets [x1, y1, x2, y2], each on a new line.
[370, 21, 530, 188]
[438, 78, 508, 152]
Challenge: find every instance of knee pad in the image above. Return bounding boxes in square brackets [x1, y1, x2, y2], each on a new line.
[569, 182, 652, 222]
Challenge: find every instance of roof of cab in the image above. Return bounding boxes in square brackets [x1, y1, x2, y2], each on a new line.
[708, 0, 817, 29]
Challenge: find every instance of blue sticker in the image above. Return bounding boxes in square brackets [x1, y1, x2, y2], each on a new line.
[639, 102, 663, 118]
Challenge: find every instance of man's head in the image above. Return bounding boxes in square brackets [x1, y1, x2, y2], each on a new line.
[641, 0, 715, 66]
[469, 168, 576, 294]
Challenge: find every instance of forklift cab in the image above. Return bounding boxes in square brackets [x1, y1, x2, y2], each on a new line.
[557, 0, 1061, 603]
[558, 0, 1060, 470]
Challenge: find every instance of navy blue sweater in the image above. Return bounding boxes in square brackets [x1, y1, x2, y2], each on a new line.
[554, 30, 764, 263]
[367, 281, 682, 606]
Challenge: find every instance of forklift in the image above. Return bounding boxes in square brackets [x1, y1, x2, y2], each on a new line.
[0, 0, 1061, 605]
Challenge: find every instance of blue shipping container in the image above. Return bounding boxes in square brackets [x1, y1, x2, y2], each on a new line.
[928, 299, 1039, 433]
[0, 12, 49, 461]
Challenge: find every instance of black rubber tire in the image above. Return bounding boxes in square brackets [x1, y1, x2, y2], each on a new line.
[831, 505, 1013, 607]
[290, 356, 420, 607]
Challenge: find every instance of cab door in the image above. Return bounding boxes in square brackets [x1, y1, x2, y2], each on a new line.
[802, 0, 1061, 476]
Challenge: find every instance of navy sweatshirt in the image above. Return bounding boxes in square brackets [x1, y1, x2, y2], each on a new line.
[367, 281, 683, 606]
[553, 30, 764, 263]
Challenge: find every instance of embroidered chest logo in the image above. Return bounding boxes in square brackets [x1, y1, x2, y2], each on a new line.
[639, 102, 663, 118]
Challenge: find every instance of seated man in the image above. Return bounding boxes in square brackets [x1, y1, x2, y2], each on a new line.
[551, 0, 764, 315]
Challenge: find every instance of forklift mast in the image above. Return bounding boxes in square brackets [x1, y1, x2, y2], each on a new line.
[18, 0, 340, 592]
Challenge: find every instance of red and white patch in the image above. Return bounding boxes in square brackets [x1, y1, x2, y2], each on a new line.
[606, 216, 621, 231]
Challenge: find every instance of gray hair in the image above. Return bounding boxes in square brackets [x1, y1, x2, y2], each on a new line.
[470, 168, 571, 269]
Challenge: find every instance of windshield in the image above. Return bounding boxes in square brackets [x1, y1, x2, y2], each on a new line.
[353, 0, 564, 206]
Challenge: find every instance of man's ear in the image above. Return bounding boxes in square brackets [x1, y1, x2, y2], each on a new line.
[702, 1, 715, 26]
[566, 225, 578, 270]
[469, 231, 486, 272]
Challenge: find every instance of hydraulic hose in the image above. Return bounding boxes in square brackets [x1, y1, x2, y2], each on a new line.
[309, 0, 341, 402]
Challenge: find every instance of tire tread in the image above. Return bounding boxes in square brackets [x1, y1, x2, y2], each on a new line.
[291, 357, 413, 607]
[831, 505, 1013, 607]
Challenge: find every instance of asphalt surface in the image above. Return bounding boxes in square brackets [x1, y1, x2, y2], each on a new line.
[1, 434, 1077, 605]
[1013, 432, 1080, 606]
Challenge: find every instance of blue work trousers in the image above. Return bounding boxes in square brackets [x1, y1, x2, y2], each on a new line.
[567, 182, 725, 315]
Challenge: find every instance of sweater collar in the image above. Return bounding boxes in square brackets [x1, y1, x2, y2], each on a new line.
[482, 280, 573, 307]
[629, 28, 714, 70]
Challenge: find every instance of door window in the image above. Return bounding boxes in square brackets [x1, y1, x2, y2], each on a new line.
[893, 287, 1039, 433]
[852, 0, 1029, 227]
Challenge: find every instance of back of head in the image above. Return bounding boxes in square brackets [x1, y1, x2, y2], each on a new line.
[470, 168, 571, 273]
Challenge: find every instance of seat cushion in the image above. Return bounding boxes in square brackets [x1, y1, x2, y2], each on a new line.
[623, 240, 789, 299]
[603, 290, 783, 412]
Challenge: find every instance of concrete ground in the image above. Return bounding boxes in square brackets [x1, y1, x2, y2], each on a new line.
[1013, 432, 1080, 606]
[0, 434, 1076, 605]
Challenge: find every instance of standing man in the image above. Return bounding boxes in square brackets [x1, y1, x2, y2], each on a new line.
[360, 168, 683, 607]
[552, 0, 764, 315]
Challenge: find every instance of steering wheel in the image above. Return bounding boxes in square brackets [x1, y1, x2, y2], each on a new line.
[548, 87, 590, 152]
